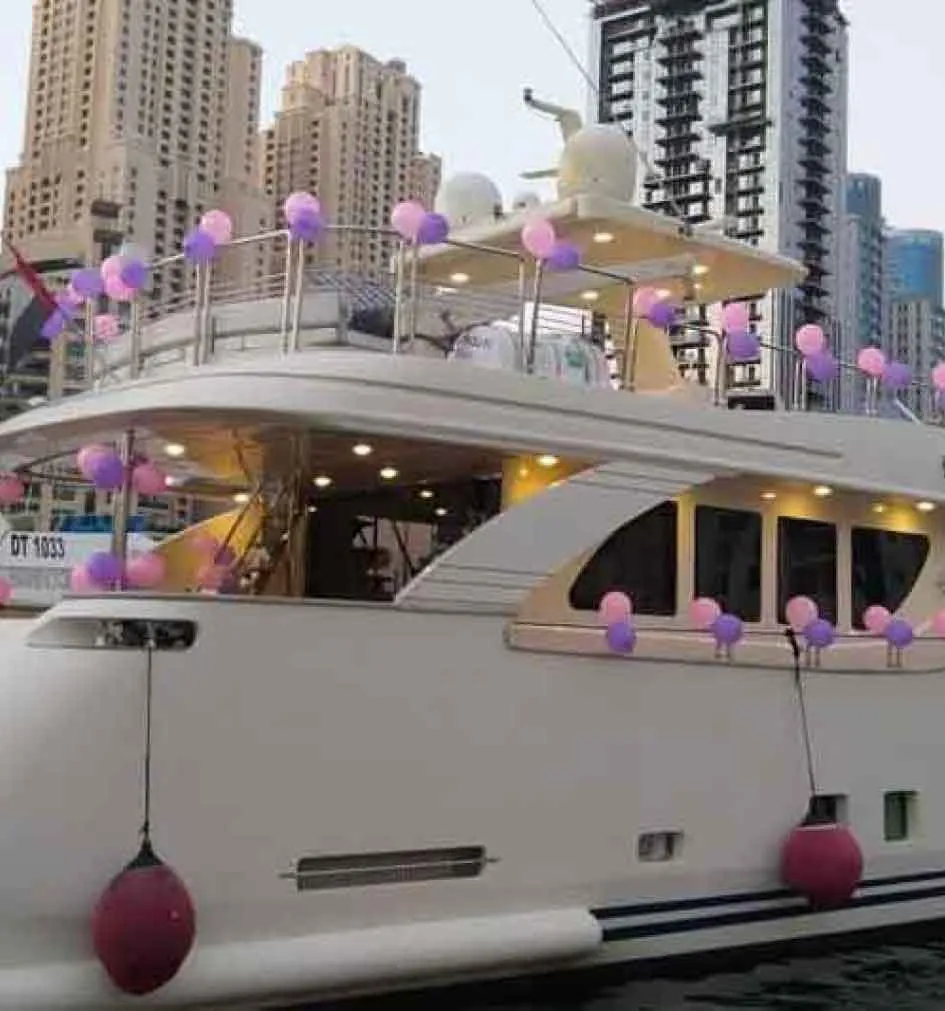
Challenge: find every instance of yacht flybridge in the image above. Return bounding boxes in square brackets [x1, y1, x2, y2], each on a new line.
[1, 122, 945, 1008]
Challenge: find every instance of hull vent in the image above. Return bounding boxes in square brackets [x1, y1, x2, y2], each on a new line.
[283, 845, 489, 892]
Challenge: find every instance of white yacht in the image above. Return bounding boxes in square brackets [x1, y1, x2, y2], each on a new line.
[0, 123, 944, 1009]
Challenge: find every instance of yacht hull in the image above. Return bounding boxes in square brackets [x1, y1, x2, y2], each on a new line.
[2, 594, 945, 1007]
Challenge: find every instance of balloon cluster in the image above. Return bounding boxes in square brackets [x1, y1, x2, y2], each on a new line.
[519, 217, 581, 271]
[632, 286, 678, 330]
[283, 192, 325, 243]
[785, 595, 835, 650]
[391, 201, 451, 246]
[720, 302, 760, 363]
[77, 443, 171, 494]
[794, 324, 838, 385]
[599, 590, 636, 653]
[70, 549, 166, 593]
[861, 604, 913, 649]
[181, 208, 236, 266]
[688, 596, 743, 649]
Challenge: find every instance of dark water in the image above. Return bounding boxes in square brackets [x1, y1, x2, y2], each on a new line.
[333, 943, 945, 1010]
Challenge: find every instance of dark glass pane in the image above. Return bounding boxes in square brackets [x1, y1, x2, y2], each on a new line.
[569, 501, 677, 615]
[777, 517, 837, 623]
[851, 527, 930, 629]
[694, 505, 762, 620]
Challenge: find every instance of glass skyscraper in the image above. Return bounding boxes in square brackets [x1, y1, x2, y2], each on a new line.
[887, 229, 944, 306]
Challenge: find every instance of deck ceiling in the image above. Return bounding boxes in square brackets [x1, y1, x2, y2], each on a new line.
[414, 193, 807, 316]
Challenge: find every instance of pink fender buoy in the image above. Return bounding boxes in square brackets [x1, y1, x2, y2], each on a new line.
[92, 840, 196, 995]
[780, 820, 863, 909]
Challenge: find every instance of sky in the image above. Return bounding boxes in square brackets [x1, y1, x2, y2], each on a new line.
[0, 0, 938, 235]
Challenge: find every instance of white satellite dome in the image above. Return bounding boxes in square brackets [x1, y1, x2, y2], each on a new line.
[557, 124, 638, 203]
[511, 191, 541, 213]
[434, 173, 502, 230]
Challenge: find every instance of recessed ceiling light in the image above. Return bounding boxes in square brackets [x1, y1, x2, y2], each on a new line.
[871, 503, 887, 514]
[537, 454, 558, 468]
[656, 288, 672, 299]
[693, 264, 709, 276]
[761, 491, 777, 501]
[164, 442, 185, 458]
[313, 475, 332, 489]
[306, 505, 317, 514]
[580, 290, 599, 302]
[449, 272, 470, 284]
[233, 492, 250, 505]
[434, 507, 447, 517]
[379, 466, 399, 480]
[813, 485, 833, 498]
[592, 231, 614, 244]
[518, 466, 529, 478]
[418, 488, 434, 499]
[916, 500, 936, 513]
[164, 474, 180, 487]
[353, 443, 373, 457]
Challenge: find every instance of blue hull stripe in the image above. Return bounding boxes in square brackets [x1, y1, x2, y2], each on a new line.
[594, 868, 945, 942]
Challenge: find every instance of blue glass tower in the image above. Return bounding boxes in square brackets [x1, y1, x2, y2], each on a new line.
[887, 229, 944, 306]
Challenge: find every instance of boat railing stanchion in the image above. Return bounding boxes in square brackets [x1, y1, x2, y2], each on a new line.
[279, 230, 293, 353]
[392, 238, 407, 355]
[407, 238, 420, 346]
[516, 258, 528, 373]
[83, 299, 96, 389]
[109, 429, 135, 586]
[190, 262, 204, 367]
[129, 296, 142, 380]
[288, 236, 305, 354]
[619, 282, 636, 391]
[525, 260, 545, 375]
[200, 257, 214, 364]
[712, 329, 727, 407]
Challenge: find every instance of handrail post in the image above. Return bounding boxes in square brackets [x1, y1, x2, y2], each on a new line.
[525, 260, 545, 375]
[392, 239, 407, 355]
[279, 232, 293, 353]
[190, 263, 204, 366]
[289, 238, 305, 353]
[83, 300, 96, 388]
[619, 282, 636, 390]
[516, 258, 527, 372]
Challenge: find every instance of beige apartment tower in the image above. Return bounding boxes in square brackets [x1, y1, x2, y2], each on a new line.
[4, 0, 270, 298]
[260, 46, 441, 279]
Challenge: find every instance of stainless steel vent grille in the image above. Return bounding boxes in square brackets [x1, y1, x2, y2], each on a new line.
[282, 845, 490, 891]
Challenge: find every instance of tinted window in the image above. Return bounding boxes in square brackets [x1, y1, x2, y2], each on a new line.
[569, 501, 677, 615]
[694, 505, 762, 620]
[851, 527, 929, 629]
[778, 517, 837, 623]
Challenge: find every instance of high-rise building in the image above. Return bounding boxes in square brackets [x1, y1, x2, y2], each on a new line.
[260, 46, 441, 279]
[590, 0, 849, 407]
[887, 299, 944, 419]
[4, 0, 269, 301]
[887, 229, 944, 306]
[838, 173, 886, 411]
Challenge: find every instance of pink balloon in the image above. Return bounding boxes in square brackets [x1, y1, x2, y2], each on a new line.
[688, 596, 721, 630]
[104, 271, 135, 303]
[284, 191, 320, 222]
[863, 604, 891, 635]
[794, 324, 826, 357]
[132, 461, 167, 496]
[195, 561, 227, 591]
[69, 564, 95, 593]
[100, 254, 124, 279]
[932, 363, 945, 393]
[200, 209, 234, 245]
[0, 577, 12, 605]
[521, 218, 557, 259]
[76, 443, 112, 480]
[93, 313, 120, 342]
[125, 551, 166, 589]
[598, 590, 632, 625]
[190, 532, 221, 558]
[931, 609, 945, 636]
[632, 287, 659, 317]
[785, 595, 818, 633]
[721, 302, 750, 335]
[390, 200, 426, 241]
[0, 474, 24, 505]
[856, 346, 885, 379]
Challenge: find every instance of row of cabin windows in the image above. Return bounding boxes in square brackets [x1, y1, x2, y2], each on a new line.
[569, 502, 930, 627]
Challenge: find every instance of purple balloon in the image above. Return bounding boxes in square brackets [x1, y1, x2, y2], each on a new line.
[646, 299, 677, 329]
[40, 310, 67, 340]
[289, 206, 325, 243]
[546, 240, 581, 271]
[71, 267, 104, 299]
[89, 452, 125, 491]
[119, 258, 149, 291]
[726, 331, 760, 363]
[881, 360, 911, 392]
[712, 613, 743, 647]
[884, 617, 914, 649]
[86, 551, 123, 587]
[416, 211, 450, 246]
[804, 617, 835, 649]
[805, 351, 838, 384]
[605, 620, 637, 654]
[182, 228, 217, 264]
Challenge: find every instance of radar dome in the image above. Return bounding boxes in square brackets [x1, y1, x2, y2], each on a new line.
[435, 173, 503, 230]
[557, 124, 638, 203]
[512, 191, 541, 213]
